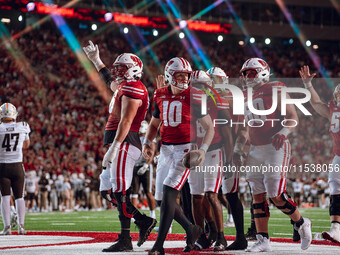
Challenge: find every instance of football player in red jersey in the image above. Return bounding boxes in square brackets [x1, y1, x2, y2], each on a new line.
[188, 70, 233, 251]
[233, 58, 312, 252]
[300, 65, 340, 243]
[207, 67, 248, 250]
[142, 57, 215, 255]
[83, 41, 156, 252]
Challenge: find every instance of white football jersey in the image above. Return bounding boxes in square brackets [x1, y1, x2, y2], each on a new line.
[0, 122, 30, 163]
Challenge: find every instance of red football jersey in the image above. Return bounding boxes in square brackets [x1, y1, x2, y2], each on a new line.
[196, 97, 229, 148]
[328, 100, 340, 156]
[153, 86, 204, 144]
[106, 80, 149, 132]
[245, 81, 285, 146]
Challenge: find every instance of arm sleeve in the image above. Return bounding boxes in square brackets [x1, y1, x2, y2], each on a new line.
[153, 102, 160, 118]
[99, 67, 113, 86]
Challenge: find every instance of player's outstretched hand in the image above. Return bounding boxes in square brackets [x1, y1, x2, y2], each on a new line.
[299, 65, 316, 88]
[156, 75, 166, 89]
[83, 40, 103, 69]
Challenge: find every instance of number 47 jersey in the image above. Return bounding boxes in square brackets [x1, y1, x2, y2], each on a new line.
[153, 86, 204, 144]
[0, 122, 30, 163]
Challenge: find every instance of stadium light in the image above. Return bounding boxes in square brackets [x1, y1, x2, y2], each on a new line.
[306, 40, 311, 47]
[179, 20, 187, 29]
[313, 44, 319, 50]
[1, 18, 10, 23]
[265, 38, 271, 45]
[179, 32, 185, 39]
[104, 13, 113, 22]
[238, 40, 245, 46]
[250, 37, 255, 44]
[217, 35, 223, 42]
[18, 15, 23, 22]
[289, 38, 294, 44]
[153, 29, 158, 37]
[91, 24, 97, 31]
[123, 27, 129, 34]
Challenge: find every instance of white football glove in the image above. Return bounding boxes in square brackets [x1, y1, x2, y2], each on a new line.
[83, 40, 104, 71]
[153, 155, 160, 164]
[137, 163, 149, 176]
[102, 140, 121, 170]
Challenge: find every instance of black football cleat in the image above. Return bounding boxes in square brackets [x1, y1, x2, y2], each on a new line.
[291, 220, 301, 242]
[213, 235, 228, 251]
[226, 238, 248, 250]
[148, 247, 165, 255]
[183, 224, 202, 252]
[194, 234, 211, 250]
[245, 227, 257, 241]
[102, 234, 133, 252]
[135, 214, 157, 247]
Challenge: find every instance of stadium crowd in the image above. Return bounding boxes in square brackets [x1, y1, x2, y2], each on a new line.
[1, 23, 339, 212]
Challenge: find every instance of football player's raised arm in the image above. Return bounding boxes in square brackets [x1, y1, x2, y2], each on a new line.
[299, 65, 330, 119]
[114, 95, 142, 143]
[219, 109, 233, 163]
[198, 114, 215, 148]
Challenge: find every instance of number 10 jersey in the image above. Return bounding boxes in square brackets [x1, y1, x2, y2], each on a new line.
[153, 86, 204, 144]
[0, 122, 30, 163]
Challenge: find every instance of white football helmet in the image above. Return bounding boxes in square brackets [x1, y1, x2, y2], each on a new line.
[112, 53, 143, 84]
[334, 84, 340, 107]
[0, 103, 18, 121]
[164, 57, 192, 90]
[190, 70, 212, 88]
[207, 67, 228, 92]
[139, 120, 148, 134]
[240, 58, 270, 88]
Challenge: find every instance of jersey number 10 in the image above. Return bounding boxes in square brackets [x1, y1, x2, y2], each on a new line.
[162, 101, 182, 127]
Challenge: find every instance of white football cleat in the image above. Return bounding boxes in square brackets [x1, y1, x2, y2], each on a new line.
[245, 234, 272, 252]
[18, 225, 27, 235]
[322, 223, 340, 243]
[0, 226, 12, 235]
[295, 217, 312, 250]
[223, 220, 235, 228]
[10, 212, 18, 228]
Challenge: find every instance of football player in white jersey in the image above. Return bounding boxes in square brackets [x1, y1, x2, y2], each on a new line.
[300, 66, 340, 243]
[0, 103, 30, 235]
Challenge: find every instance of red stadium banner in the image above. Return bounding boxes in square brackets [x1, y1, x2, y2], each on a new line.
[0, 0, 231, 33]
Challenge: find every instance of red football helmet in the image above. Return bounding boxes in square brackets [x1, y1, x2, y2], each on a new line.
[111, 53, 143, 84]
[240, 58, 270, 88]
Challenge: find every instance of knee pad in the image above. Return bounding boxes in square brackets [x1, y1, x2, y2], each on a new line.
[115, 190, 135, 218]
[274, 192, 297, 215]
[253, 201, 270, 218]
[330, 194, 340, 216]
[100, 189, 118, 206]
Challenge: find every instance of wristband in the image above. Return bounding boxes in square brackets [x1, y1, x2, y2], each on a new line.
[112, 140, 121, 149]
[143, 137, 152, 146]
[303, 81, 312, 89]
[277, 127, 290, 137]
[199, 143, 209, 153]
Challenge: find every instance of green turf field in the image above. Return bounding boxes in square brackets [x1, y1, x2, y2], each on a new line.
[0, 207, 331, 238]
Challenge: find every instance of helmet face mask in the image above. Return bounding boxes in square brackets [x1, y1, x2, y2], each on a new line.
[207, 67, 228, 92]
[0, 103, 18, 121]
[165, 57, 192, 90]
[112, 53, 143, 84]
[240, 58, 270, 88]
